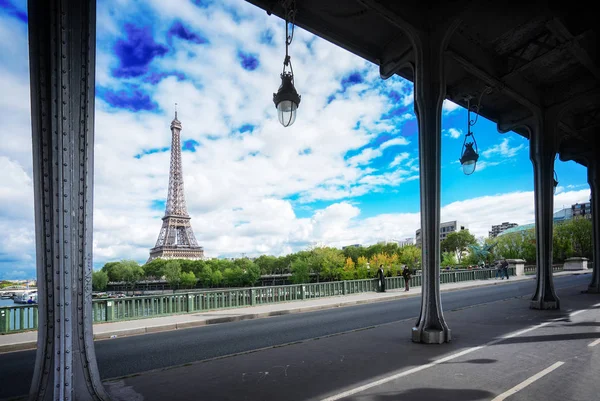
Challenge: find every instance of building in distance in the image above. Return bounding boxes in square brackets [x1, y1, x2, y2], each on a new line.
[489, 222, 518, 238]
[416, 220, 465, 247]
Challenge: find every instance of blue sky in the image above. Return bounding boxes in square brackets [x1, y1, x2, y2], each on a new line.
[0, 0, 591, 279]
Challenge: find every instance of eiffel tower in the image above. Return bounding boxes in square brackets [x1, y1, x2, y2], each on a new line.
[148, 111, 205, 262]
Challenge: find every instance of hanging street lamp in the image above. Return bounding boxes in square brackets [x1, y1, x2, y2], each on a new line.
[273, 0, 300, 127]
[460, 138, 479, 175]
[459, 88, 491, 175]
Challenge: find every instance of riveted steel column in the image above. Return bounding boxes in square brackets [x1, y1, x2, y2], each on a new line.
[28, 0, 109, 400]
[410, 24, 458, 344]
[587, 158, 600, 293]
[529, 116, 560, 309]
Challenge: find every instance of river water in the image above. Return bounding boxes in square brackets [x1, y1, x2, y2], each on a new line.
[0, 298, 16, 307]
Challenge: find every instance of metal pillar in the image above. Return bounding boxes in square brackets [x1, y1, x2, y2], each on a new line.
[28, 0, 109, 400]
[411, 25, 457, 344]
[587, 158, 600, 293]
[529, 116, 560, 309]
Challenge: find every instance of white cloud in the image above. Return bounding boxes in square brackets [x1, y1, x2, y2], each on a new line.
[445, 128, 462, 139]
[380, 137, 410, 150]
[347, 147, 383, 166]
[482, 138, 525, 158]
[389, 152, 410, 168]
[443, 99, 460, 114]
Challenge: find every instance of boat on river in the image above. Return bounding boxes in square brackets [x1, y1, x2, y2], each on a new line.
[13, 290, 38, 304]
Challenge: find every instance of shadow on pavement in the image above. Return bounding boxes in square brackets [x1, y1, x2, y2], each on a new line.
[345, 387, 495, 401]
[443, 358, 497, 364]
[498, 332, 600, 345]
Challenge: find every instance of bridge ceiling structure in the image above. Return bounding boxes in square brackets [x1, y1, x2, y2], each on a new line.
[246, 0, 599, 165]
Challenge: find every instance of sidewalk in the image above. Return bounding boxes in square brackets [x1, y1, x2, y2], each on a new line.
[0, 270, 590, 353]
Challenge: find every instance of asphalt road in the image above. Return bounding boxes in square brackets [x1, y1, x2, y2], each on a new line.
[0, 274, 591, 400]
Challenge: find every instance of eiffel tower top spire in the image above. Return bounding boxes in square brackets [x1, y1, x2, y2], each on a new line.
[165, 109, 187, 217]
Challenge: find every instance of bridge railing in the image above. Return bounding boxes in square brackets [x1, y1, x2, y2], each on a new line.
[0, 267, 515, 333]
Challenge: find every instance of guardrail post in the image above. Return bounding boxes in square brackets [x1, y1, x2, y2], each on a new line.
[187, 295, 194, 312]
[33, 306, 38, 329]
[300, 285, 306, 300]
[342, 282, 347, 295]
[106, 301, 115, 322]
[0, 309, 8, 333]
[250, 289, 256, 306]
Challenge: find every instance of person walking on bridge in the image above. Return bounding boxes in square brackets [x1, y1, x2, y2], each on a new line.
[402, 265, 412, 291]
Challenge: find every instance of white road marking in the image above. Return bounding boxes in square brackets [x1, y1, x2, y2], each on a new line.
[320, 305, 595, 401]
[588, 338, 600, 347]
[491, 362, 565, 401]
[320, 346, 484, 401]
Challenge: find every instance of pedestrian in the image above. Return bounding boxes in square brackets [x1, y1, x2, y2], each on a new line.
[495, 260, 503, 279]
[377, 264, 386, 292]
[501, 258, 509, 280]
[402, 265, 412, 291]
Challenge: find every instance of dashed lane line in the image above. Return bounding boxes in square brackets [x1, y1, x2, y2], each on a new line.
[490, 362, 565, 401]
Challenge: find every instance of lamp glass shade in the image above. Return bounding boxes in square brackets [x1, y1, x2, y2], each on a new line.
[459, 142, 479, 175]
[273, 72, 300, 127]
[277, 100, 297, 127]
[462, 160, 476, 175]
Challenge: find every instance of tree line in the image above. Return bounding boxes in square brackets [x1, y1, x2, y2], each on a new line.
[92, 217, 592, 291]
[92, 243, 422, 291]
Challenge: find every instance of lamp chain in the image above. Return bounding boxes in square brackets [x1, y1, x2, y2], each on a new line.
[282, 0, 296, 72]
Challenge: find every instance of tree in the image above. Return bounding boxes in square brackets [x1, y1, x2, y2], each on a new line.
[290, 258, 310, 283]
[211, 270, 223, 287]
[120, 260, 144, 294]
[234, 258, 261, 286]
[162, 260, 182, 288]
[180, 271, 197, 289]
[254, 255, 279, 275]
[342, 245, 365, 263]
[198, 265, 213, 288]
[441, 252, 457, 268]
[92, 270, 108, 291]
[143, 258, 166, 279]
[441, 230, 477, 264]
[101, 261, 124, 282]
[399, 245, 421, 269]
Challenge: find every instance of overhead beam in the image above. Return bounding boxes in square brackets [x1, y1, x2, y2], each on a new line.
[546, 88, 600, 116]
[546, 18, 600, 81]
[446, 49, 541, 114]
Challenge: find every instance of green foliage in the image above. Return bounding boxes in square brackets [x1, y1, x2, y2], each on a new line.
[441, 230, 477, 264]
[162, 260, 182, 288]
[92, 270, 108, 291]
[180, 271, 197, 288]
[441, 251, 457, 267]
[101, 260, 143, 291]
[211, 270, 223, 287]
[143, 259, 166, 279]
[399, 245, 421, 269]
[554, 218, 592, 260]
[290, 258, 310, 283]
[254, 255, 279, 275]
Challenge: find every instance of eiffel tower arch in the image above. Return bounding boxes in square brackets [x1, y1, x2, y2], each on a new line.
[149, 112, 205, 262]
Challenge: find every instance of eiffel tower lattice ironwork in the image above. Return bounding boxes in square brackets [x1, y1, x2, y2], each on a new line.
[148, 111, 204, 262]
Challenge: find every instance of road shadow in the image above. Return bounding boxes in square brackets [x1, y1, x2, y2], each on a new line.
[498, 332, 600, 344]
[345, 387, 495, 401]
[443, 358, 497, 364]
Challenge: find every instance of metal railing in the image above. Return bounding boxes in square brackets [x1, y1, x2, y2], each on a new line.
[523, 265, 563, 274]
[0, 267, 515, 334]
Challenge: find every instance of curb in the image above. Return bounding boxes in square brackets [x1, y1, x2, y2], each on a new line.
[0, 271, 590, 353]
